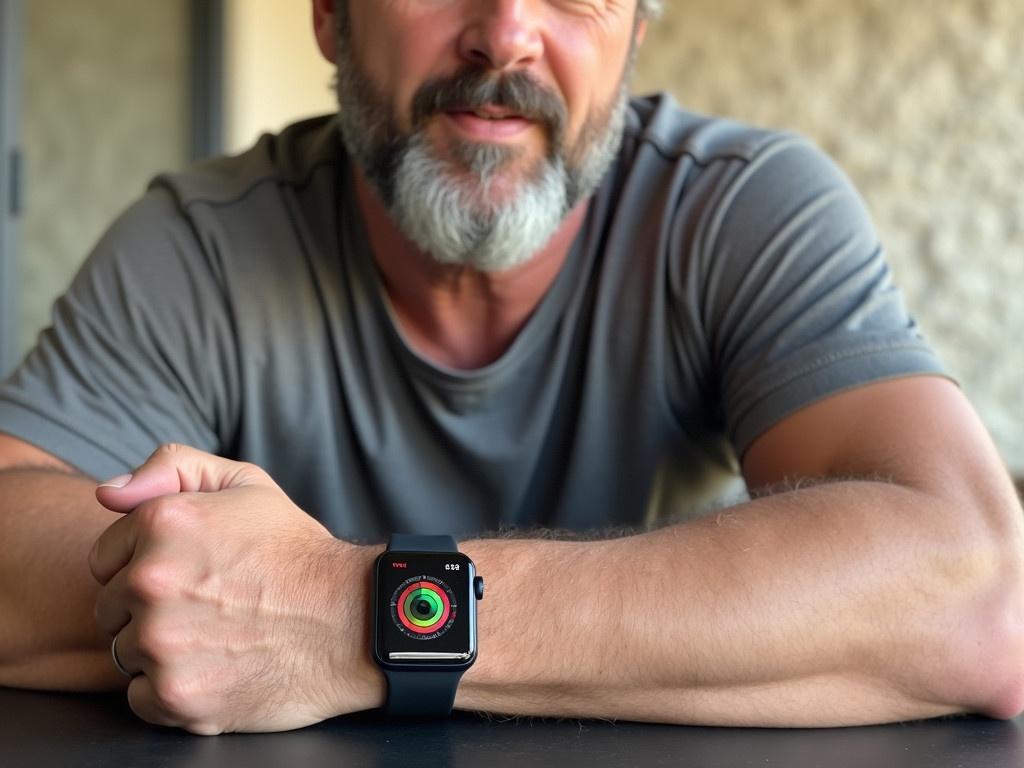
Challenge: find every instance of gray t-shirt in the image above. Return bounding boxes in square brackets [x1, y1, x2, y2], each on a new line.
[0, 94, 944, 543]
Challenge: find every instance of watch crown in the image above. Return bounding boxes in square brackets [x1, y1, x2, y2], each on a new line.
[474, 575, 485, 600]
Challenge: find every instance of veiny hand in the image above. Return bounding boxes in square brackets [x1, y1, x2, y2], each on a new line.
[88, 444, 384, 734]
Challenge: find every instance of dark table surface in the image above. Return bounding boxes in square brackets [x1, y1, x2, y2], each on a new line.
[1, 688, 1022, 768]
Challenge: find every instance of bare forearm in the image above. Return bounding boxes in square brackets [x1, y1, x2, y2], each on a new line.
[0, 470, 126, 691]
[456, 481, 1024, 726]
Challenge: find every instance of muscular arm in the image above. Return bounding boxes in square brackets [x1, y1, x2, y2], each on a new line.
[4, 377, 1020, 729]
[0, 435, 126, 691]
[454, 376, 1024, 726]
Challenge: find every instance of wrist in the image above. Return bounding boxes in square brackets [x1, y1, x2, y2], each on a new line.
[320, 539, 387, 715]
[453, 538, 516, 712]
[371, 534, 484, 717]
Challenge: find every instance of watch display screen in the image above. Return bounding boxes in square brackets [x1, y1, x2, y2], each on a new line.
[375, 552, 476, 666]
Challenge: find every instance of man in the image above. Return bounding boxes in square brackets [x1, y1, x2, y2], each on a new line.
[0, 0, 1021, 734]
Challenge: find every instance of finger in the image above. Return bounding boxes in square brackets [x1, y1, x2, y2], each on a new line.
[88, 513, 138, 586]
[128, 671, 220, 734]
[93, 563, 133, 633]
[126, 674, 181, 729]
[96, 443, 271, 514]
[111, 620, 144, 677]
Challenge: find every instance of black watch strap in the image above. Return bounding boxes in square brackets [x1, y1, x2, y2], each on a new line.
[387, 534, 457, 554]
[382, 668, 465, 718]
[383, 534, 464, 717]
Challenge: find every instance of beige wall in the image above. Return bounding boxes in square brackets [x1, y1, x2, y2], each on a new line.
[20, 0, 189, 358]
[223, 0, 336, 154]
[633, 0, 1024, 473]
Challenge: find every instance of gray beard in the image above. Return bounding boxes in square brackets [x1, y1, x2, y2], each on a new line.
[334, 46, 630, 272]
[391, 134, 571, 271]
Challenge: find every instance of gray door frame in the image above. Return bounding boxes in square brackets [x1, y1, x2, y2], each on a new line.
[0, 0, 23, 377]
[190, 0, 224, 160]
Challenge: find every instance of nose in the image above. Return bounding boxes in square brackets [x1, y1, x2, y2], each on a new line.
[457, 0, 544, 72]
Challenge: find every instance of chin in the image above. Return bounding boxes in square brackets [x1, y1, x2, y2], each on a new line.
[453, 175, 532, 209]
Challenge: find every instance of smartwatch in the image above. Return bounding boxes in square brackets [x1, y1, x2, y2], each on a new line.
[372, 534, 484, 717]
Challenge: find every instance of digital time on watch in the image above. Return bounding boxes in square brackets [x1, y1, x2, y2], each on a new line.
[372, 534, 485, 717]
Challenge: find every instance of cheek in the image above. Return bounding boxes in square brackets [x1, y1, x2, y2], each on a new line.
[543, 20, 634, 145]
[352, 9, 462, 128]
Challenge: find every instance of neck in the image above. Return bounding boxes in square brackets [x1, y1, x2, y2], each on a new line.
[351, 167, 588, 370]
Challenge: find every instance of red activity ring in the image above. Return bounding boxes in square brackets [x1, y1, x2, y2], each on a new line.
[397, 581, 451, 634]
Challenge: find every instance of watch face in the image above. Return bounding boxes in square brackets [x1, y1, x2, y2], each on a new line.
[375, 552, 477, 668]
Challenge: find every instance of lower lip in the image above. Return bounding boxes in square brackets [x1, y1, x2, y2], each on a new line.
[443, 111, 534, 141]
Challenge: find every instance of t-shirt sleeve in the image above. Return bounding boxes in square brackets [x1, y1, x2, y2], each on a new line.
[695, 137, 947, 459]
[0, 186, 239, 480]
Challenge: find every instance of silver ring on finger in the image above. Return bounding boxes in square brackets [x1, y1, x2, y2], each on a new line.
[111, 632, 133, 678]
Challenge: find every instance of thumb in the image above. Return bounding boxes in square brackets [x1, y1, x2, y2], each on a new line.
[95, 443, 271, 514]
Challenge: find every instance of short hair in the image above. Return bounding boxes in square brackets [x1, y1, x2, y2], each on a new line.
[638, 0, 663, 19]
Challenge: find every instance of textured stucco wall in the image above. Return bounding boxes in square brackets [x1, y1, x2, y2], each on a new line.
[633, 0, 1024, 473]
[19, 0, 188, 359]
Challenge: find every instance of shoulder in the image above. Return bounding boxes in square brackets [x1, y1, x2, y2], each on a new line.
[622, 92, 797, 168]
[619, 93, 856, 210]
[149, 114, 342, 211]
[88, 114, 346, 289]
[65, 118, 343, 310]
[616, 93, 873, 253]
[84, 114, 342, 268]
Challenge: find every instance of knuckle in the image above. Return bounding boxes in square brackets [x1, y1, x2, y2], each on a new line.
[153, 674, 196, 717]
[236, 460, 260, 476]
[135, 623, 175, 663]
[126, 679, 162, 727]
[235, 461, 269, 484]
[126, 562, 176, 602]
[156, 442, 188, 459]
[137, 497, 191, 533]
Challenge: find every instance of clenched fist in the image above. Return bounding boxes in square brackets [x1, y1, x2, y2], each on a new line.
[88, 444, 385, 734]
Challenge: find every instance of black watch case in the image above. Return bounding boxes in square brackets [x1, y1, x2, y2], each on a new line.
[373, 550, 482, 673]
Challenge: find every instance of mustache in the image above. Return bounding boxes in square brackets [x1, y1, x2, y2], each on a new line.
[410, 67, 567, 141]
